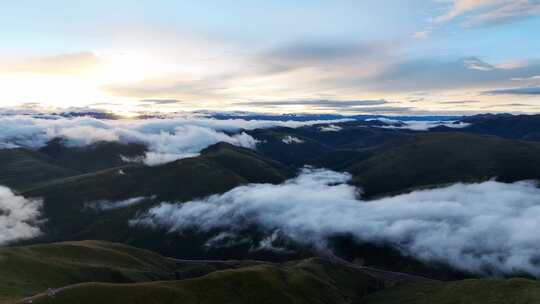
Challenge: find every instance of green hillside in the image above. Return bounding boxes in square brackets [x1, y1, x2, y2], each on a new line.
[339, 133, 540, 197]
[0, 240, 177, 302]
[0, 148, 78, 191]
[0, 240, 267, 303]
[38, 139, 147, 173]
[1, 240, 432, 304]
[22, 257, 397, 304]
[365, 278, 540, 304]
[0, 141, 147, 191]
[15, 246, 540, 304]
[19, 143, 293, 252]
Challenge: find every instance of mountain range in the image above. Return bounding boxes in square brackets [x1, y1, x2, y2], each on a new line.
[2, 113, 540, 303]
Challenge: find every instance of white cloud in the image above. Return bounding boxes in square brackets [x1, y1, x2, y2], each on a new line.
[365, 118, 469, 131]
[381, 120, 470, 131]
[0, 186, 43, 245]
[0, 114, 343, 165]
[319, 125, 342, 132]
[135, 168, 540, 277]
[437, 0, 540, 26]
[281, 136, 305, 144]
[86, 196, 154, 211]
[412, 31, 431, 39]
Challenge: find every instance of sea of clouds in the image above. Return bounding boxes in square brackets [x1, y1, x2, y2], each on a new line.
[0, 114, 345, 165]
[136, 168, 540, 277]
[0, 186, 43, 245]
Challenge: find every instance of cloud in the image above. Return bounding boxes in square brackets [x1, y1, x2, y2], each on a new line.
[86, 196, 154, 211]
[364, 118, 470, 131]
[140, 99, 182, 105]
[344, 106, 414, 114]
[0, 186, 43, 245]
[0, 114, 347, 165]
[134, 168, 540, 277]
[380, 120, 470, 131]
[233, 99, 398, 113]
[237, 99, 389, 108]
[258, 41, 386, 72]
[438, 100, 482, 104]
[463, 57, 495, 71]
[368, 57, 540, 92]
[436, 0, 540, 27]
[319, 125, 342, 132]
[483, 86, 540, 95]
[281, 136, 305, 144]
[511, 75, 540, 81]
[0, 52, 102, 75]
[412, 30, 431, 39]
[103, 40, 393, 103]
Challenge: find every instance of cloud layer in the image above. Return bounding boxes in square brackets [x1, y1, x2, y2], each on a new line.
[0, 114, 343, 165]
[0, 186, 43, 245]
[136, 168, 540, 277]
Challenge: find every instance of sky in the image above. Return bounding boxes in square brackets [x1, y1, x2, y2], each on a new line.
[1, 0, 540, 115]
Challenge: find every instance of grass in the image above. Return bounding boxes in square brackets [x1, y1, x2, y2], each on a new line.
[345, 132, 540, 197]
[0, 240, 178, 302]
[22, 254, 540, 304]
[17, 143, 293, 247]
[364, 278, 540, 304]
[0, 148, 78, 191]
[24, 258, 386, 304]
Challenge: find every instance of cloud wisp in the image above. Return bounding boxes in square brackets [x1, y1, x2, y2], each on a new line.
[367, 118, 470, 131]
[135, 168, 540, 277]
[0, 186, 43, 245]
[0, 114, 345, 165]
[483, 86, 540, 95]
[86, 196, 155, 211]
[437, 0, 540, 27]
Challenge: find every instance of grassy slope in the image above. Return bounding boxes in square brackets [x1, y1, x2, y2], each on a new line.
[364, 278, 540, 304]
[0, 141, 148, 192]
[26, 258, 389, 304]
[0, 148, 79, 191]
[343, 133, 540, 197]
[25, 142, 291, 202]
[19, 143, 292, 247]
[4, 240, 539, 304]
[249, 125, 410, 166]
[0, 240, 268, 303]
[38, 140, 147, 173]
[251, 128, 540, 198]
[0, 240, 178, 302]
[21, 256, 540, 304]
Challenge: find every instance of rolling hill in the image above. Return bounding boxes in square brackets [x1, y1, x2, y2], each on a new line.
[0, 141, 147, 191]
[0, 240, 271, 303]
[7, 241, 425, 304]
[340, 132, 540, 197]
[459, 114, 540, 141]
[8, 131, 540, 277]
[0, 148, 78, 191]
[6, 241, 539, 304]
[0, 240, 178, 302]
[364, 278, 540, 304]
[16, 143, 293, 257]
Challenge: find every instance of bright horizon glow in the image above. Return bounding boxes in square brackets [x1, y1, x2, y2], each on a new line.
[1, 1, 539, 115]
